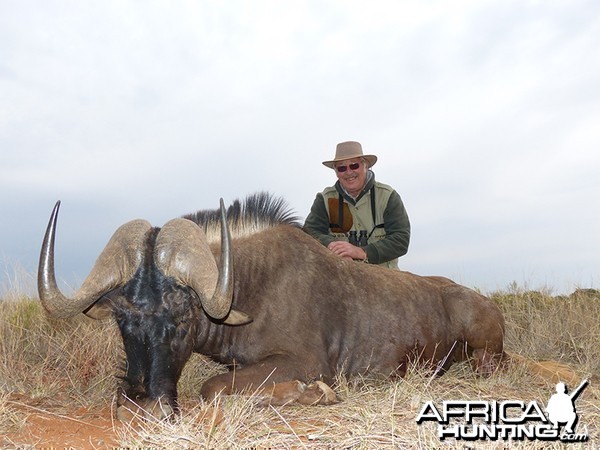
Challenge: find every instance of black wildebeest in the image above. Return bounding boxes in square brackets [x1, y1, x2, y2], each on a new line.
[38, 193, 505, 419]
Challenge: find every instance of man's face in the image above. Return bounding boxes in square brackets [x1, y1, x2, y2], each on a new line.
[334, 157, 368, 198]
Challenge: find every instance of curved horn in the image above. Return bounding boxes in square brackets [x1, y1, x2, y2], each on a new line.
[38, 201, 152, 319]
[154, 199, 234, 319]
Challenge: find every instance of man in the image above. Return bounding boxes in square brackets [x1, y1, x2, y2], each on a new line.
[304, 141, 410, 269]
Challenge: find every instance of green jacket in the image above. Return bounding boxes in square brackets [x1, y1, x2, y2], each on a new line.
[303, 172, 410, 269]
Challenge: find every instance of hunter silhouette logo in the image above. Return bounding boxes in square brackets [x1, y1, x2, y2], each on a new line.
[546, 379, 589, 437]
[416, 379, 590, 443]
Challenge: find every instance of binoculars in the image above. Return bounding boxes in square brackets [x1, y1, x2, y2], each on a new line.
[347, 230, 368, 247]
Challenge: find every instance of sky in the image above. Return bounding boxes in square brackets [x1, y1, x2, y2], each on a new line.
[1, 0, 598, 297]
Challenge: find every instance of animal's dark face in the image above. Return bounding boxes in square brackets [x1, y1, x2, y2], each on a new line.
[37, 200, 237, 419]
[113, 252, 203, 414]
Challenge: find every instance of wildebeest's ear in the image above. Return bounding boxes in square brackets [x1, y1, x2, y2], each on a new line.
[83, 296, 114, 320]
[223, 309, 253, 326]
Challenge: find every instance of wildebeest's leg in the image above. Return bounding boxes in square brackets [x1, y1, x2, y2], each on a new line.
[200, 354, 337, 405]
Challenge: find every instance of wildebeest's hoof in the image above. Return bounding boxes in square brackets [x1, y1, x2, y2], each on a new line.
[256, 380, 338, 406]
[298, 381, 338, 405]
[257, 380, 306, 406]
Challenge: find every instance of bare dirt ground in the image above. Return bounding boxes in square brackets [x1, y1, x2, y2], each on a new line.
[4, 393, 120, 449]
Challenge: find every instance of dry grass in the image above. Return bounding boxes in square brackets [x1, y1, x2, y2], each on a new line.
[1, 284, 598, 448]
[0, 297, 121, 405]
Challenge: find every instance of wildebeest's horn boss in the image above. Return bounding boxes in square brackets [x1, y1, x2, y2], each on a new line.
[154, 199, 234, 320]
[38, 200, 152, 319]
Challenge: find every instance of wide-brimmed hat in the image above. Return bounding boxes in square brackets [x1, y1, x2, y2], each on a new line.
[322, 141, 378, 169]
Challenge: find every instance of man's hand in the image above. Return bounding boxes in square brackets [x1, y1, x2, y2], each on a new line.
[327, 241, 367, 261]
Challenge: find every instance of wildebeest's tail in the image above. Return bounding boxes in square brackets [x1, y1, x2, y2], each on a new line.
[503, 351, 580, 385]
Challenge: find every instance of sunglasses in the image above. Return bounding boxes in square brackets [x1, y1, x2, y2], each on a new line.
[336, 162, 361, 173]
